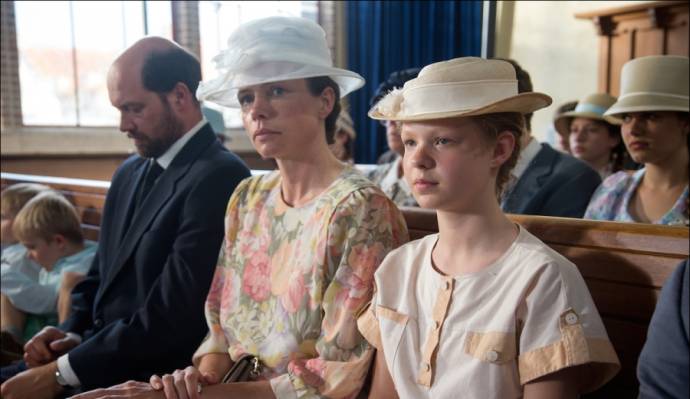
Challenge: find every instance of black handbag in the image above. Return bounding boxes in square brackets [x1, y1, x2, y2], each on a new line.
[222, 354, 262, 383]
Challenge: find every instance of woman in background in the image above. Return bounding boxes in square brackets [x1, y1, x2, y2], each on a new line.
[585, 55, 688, 225]
[555, 93, 630, 178]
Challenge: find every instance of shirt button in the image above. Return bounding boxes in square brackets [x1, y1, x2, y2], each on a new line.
[94, 318, 103, 328]
[434, 320, 440, 329]
[565, 312, 579, 325]
[423, 363, 431, 372]
[486, 350, 499, 363]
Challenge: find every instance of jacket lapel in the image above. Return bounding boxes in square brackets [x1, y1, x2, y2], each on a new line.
[99, 124, 216, 296]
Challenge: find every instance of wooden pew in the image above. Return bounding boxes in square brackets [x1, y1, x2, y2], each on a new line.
[402, 206, 689, 398]
[3, 173, 688, 396]
[1, 173, 109, 241]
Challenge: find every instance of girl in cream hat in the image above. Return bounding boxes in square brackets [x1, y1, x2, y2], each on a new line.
[357, 57, 620, 398]
[555, 93, 631, 178]
[149, 16, 408, 398]
[585, 55, 689, 225]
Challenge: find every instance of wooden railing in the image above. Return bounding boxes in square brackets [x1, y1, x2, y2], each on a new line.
[3, 173, 688, 397]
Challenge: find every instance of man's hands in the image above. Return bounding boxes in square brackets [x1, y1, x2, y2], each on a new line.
[24, 326, 79, 367]
[0, 361, 63, 399]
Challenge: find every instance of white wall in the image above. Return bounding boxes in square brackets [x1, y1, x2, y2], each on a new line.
[505, 0, 640, 147]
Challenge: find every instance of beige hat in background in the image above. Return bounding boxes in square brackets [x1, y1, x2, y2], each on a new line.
[368, 57, 551, 121]
[604, 55, 689, 120]
[554, 93, 618, 137]
[336, 111, 356, 139]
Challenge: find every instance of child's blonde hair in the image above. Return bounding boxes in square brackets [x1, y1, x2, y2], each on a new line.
[12, 192, 83, 244]
[1, 183, 52, 217]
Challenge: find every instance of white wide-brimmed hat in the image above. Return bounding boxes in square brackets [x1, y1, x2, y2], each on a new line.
[197, 16, 365, 108]
[604, 55, 689, 119]
[554, 93, 618, 136]
[368, 57, 551, 121]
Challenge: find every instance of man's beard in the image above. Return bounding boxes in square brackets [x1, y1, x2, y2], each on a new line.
[133, 100, 185, 158]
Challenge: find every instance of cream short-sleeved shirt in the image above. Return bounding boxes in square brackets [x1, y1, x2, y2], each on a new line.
[358, 226, 620, 399]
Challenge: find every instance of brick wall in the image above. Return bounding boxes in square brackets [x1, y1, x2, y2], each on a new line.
[1, 1, 22, 129]
[172, 1, 201, 58]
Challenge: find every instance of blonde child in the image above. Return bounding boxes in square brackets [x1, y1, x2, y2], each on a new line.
[1, 183, 51, 355]
[358, 57, 620, 398]
[6, 191, 96, 342]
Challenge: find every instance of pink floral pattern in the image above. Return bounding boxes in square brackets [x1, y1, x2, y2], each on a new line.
[193, 167, 408, 398]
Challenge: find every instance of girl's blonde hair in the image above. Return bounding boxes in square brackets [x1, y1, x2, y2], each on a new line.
[12, 192, 83, 244]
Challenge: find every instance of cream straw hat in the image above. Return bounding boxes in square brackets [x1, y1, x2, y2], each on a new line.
[368, 57, 551, 121]
[197, 16, 365, 108]
[604, 55, 689, 120]
[554, 93, 618, 137]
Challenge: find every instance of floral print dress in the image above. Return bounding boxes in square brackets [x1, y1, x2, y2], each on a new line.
[584, 168, 689, 226]
[193, 167, 409, 398]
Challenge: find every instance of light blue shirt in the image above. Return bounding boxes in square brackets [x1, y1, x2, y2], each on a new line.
[1, 244, 46, 313]
[37, 241, 97, 312]
[0, 241, 97, 315]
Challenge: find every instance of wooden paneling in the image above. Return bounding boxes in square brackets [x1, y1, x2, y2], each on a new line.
[575, 1, 689, 96]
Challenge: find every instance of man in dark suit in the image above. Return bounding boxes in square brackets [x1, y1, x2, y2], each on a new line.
[498, 59, 601, 218]
[0, 37, 250, 398]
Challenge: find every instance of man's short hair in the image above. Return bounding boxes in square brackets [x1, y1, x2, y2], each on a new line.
[1, 183, 52, 217]
[495, 58, 534, 131]
[370, 68, 421, 108]
[13, 192, 83, 244]
[141, 47, 202, 104]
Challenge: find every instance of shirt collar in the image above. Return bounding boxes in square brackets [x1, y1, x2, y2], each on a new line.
[155, 118, 208, 169]
[512, 138, 541, 180]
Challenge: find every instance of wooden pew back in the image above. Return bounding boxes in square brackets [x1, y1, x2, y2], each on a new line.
[3, 173, 689, 396]
[402, 206, 689, 397]
[1, 173, 109, 242]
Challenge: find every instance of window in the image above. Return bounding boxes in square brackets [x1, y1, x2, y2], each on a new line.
[14, 1, 172, 126]
[198, 1, 317, 128]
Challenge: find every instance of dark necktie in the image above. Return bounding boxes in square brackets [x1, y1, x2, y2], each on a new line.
[136, 159, 164, 208]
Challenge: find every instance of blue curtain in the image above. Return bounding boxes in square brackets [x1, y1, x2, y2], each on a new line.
[346, 1, 483, 163]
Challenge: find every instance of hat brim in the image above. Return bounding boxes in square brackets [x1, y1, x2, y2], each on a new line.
[198, 66, 365, 108]
[554, 110, 618, 137]
[368, 92, 552, 121]
[603, 95, 689, 119]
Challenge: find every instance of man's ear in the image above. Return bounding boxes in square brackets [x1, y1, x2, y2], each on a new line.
[491, 131, 516, 168]
[168, 82, 193, 111]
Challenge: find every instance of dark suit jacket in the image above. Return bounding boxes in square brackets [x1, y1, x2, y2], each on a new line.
[501, 143, 601, 218]
[638, 259, 689, 399]
[61, 124, 250, 389]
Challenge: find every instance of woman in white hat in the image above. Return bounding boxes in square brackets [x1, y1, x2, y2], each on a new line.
[585, 56, 689, 225]
[143, 16, 408, 398]
[357, 57, 620, 398]
[555, 93, 629, 178]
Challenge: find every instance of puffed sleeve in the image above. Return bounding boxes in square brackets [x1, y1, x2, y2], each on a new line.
[192, 178, 249, 364]
[269, 188, 408, 399]
[516, 260, 620, 392]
